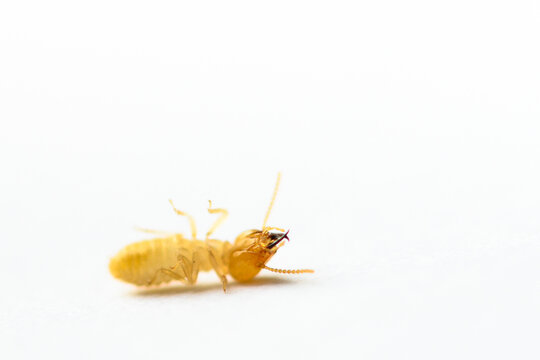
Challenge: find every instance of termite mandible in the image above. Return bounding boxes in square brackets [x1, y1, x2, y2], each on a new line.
[109, 173, 314, 292]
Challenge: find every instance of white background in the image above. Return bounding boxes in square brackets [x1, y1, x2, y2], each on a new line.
[1, 1, 539, 359]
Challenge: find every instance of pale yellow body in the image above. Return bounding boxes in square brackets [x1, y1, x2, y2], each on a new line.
[109, 236, 231, 286]
[109, 174, 313, 291]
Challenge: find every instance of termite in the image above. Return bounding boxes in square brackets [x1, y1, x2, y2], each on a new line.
[109, 173, 313, 291]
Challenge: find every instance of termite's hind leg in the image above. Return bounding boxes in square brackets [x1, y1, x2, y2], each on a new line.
[134, 227, 175, 237]
[205, 200, 228, 240]
[147, 268, 187, 286]
[147, 255, 191, 286]
[168, 200, 197, 240]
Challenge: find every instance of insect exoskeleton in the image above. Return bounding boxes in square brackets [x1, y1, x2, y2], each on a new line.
[109, 173, 313, 292]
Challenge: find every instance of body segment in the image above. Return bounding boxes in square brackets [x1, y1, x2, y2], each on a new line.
[109, 236, 231, 286]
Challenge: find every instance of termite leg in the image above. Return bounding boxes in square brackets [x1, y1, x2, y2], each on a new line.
[190, 253, 200, 285]
[147, 268, 188, 286]
[147, 255, 192, 285]
[174, 254, 197, 285]
[205, 243, 228, 292]
[168, 200, 197, 240]
[205, 200, 229, 240]
[134, 227, 175, 236]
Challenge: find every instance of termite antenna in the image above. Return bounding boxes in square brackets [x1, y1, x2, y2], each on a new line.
[262, 172, 281, 229]
[263, 265, 314, 274]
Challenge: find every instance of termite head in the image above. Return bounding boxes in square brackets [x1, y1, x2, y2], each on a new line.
[227, 173, 313, 282]
[228, 228, 289, 282]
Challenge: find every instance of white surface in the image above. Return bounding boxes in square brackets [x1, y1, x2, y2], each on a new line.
[1, 1, 539, 359]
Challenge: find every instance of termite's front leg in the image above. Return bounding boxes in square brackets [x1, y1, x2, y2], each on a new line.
[204, 243, 228, 292]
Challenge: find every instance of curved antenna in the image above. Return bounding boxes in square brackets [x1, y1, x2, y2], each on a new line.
[262, 172, 282, 229]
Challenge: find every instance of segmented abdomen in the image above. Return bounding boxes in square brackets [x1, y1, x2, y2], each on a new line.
[109, 235, 216, 286]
